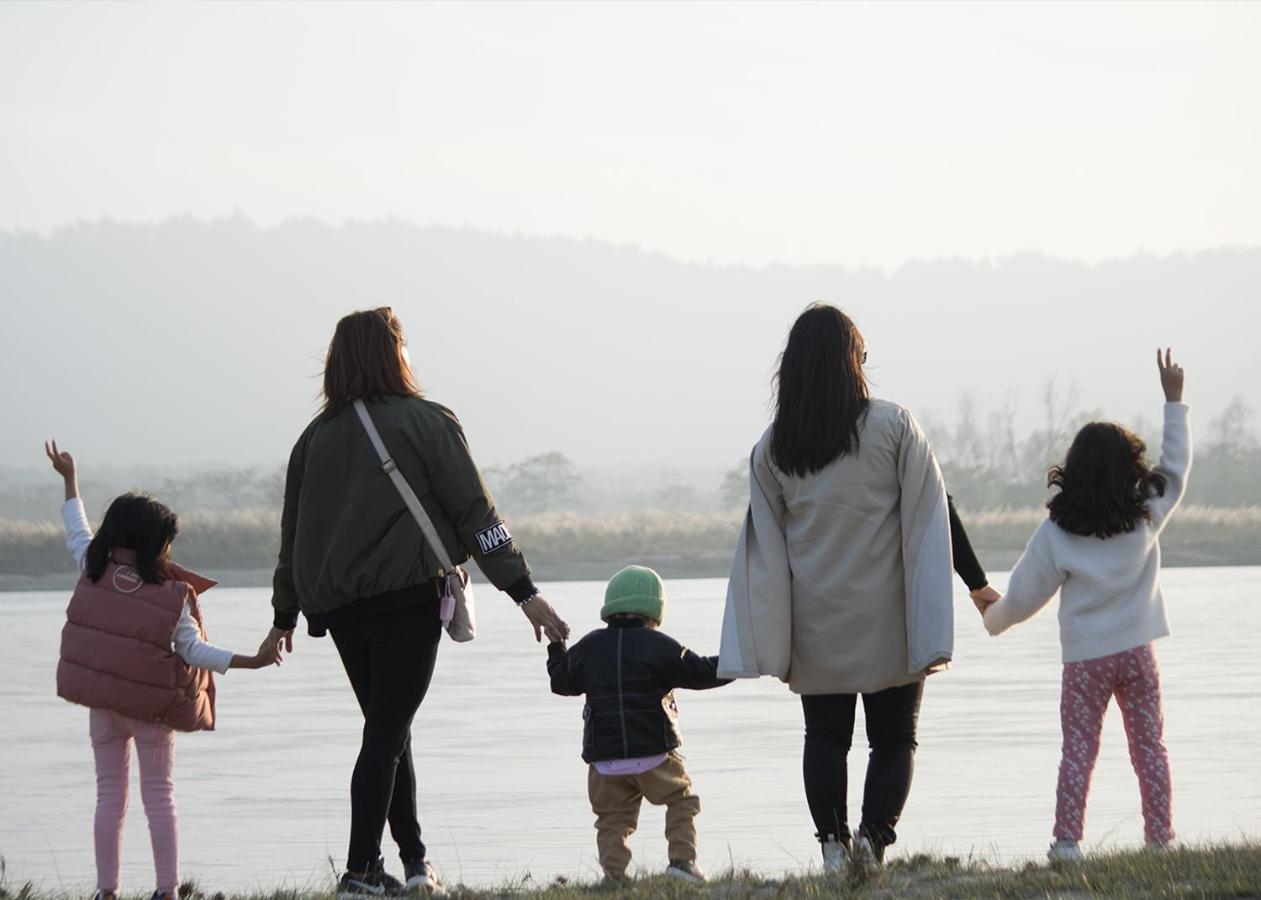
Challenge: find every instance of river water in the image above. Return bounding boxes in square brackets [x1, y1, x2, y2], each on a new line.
[2, 568, 1258, 892]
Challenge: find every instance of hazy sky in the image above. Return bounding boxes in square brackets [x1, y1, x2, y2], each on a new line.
[2, 1, 1259, 269]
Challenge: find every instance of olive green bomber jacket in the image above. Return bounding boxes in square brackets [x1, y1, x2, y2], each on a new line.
[271, 395, 535, 630]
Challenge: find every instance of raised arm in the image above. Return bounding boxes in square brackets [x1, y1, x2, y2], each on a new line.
[1148, 348, 1191, 529]
[46, 440, 91, 569]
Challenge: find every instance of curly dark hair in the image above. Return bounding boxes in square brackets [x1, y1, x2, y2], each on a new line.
[1046, 422, 1167, 539]
[771, 303, 870, 477]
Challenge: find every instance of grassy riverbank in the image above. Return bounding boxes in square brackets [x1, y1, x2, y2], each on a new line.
[3, 505, 1259, 592]
[4, 844, 1259, 898]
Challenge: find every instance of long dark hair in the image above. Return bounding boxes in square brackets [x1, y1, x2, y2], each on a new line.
[770, 303, 870, 477]
[85, 493, 180, 584]
[1046, 422, 1167, 539]
[321, 307, 422, 418]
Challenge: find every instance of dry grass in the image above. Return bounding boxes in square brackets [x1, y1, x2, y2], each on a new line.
[3, 844, 1260, 899]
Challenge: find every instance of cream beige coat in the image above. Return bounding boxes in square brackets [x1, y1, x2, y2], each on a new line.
[718, 399, 954, 695]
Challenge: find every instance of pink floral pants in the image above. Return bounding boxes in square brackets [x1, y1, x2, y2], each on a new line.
[1055, 643, 1173, 844]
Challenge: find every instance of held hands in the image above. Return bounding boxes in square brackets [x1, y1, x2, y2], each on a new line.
[266, 626, 295, 663]
[1157, 348, 1184, 403]
[231, 635, 283, 670]
[970, 584, 1000, 616]
[521, 594, 571, 643]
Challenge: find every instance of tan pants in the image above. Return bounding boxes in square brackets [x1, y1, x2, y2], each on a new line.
[587, 753, 701, 876]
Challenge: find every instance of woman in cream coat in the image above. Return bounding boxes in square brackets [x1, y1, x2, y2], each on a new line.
[719, 304, 993, 872]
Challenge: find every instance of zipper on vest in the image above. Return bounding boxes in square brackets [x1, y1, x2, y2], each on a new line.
[617, 629, 629, 758]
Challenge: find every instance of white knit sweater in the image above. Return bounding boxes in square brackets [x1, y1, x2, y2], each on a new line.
[983, 403, 1191, 663]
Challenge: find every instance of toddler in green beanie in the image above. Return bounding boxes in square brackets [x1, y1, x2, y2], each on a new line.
[546, 565, 731, 885]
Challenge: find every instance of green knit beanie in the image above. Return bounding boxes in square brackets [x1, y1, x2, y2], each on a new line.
[601, 565, 667, 625]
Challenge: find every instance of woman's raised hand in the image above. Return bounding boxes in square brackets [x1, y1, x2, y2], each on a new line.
[1157, 348, 1184, 403]
[521, 594, 571, 643]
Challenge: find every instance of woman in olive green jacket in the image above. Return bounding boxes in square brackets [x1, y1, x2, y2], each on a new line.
[266, 307, 568, 898]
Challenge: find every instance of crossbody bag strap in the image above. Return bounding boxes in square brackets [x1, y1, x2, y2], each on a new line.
[353, 399, 456, 573]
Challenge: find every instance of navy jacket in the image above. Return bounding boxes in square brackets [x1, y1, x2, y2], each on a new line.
[547, 619, 730, 763]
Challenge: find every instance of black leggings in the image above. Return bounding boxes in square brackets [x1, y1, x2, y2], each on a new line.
[801, 681, 924, 850]
[330, 593, 442, 872]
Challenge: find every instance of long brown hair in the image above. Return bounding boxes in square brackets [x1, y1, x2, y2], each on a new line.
[771, 303, 870, 476]
[321, 307, 421, 417]
[1046, 422, 1167, 539]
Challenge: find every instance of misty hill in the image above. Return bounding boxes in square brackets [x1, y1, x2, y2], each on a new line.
[1, 218, 1257, 472]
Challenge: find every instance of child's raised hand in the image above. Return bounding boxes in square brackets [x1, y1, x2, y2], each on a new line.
[1157, 348, 1184, 403]
[44, 439, 76, 480]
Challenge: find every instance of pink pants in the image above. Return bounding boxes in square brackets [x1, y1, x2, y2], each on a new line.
[89, 709, 179, 894]
[1055, 643, 1174, 844]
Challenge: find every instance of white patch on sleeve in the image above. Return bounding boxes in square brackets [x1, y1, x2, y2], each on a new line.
[475, 522, 513, 555]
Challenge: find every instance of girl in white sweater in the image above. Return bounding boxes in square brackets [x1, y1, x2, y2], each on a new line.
[981, 350, 1190, 862]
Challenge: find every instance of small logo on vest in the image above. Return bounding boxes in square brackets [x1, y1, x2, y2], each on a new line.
[112, 565, 144, 594]
[475, 521, 513, 555]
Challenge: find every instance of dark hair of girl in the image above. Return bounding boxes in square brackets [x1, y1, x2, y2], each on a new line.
[770, 303, 870, 477]
[1046, 422, 1167, 539]
[321, 307, 422, 418]
[85, 493, 180, 584]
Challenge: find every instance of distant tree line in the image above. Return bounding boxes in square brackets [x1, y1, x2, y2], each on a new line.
[717, 389, 1261, 512]
[2, 389, 1256, 526]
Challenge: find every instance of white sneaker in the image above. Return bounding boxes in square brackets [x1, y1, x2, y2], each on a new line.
[851, 835, 882, 877]
[403, 860, 446, 896]
[821, 837, 849, 874]
[1047, 839, 1084, 863]
[665, 859, 706, 885]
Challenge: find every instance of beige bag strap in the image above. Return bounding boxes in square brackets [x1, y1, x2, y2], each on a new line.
[353, 399, 455, 574]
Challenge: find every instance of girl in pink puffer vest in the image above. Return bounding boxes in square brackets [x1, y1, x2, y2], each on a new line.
[46, 441, 281, 900]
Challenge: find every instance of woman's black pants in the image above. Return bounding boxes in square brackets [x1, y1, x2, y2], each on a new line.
[330, 595, 442, 873]
[801, 681, 924, 851]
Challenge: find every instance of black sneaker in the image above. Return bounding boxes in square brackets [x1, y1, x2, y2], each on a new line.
[337, 858, 405, 899]
[402, 860, 446, 896]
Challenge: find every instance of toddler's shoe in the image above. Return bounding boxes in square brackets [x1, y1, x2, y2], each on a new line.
[1047, 839, 1084, 863]
[403, 860, 446, 896]
[337, 858, 405, 898]
[599, 870, 629, 889]
[665, 859, 706, 885]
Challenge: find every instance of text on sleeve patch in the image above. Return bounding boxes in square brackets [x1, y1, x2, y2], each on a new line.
[476, 521, 513, 554]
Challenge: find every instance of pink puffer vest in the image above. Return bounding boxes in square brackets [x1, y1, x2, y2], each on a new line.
[56, 551, 218, 732]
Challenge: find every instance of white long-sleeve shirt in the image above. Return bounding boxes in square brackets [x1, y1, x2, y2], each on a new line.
[983, 402, 1192, 663]
[62, 498, 236, 674]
